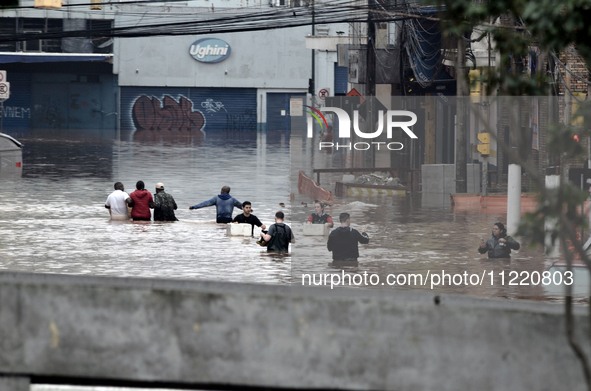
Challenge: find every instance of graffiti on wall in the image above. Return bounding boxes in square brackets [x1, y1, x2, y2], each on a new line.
[2, 106, 31, 119]
[36, 95, 63, 128]
[131, 95, 205, 141]
[226, 109, 256, 132]
[70, 94, 100, 117]
[201, 98, 227, 113]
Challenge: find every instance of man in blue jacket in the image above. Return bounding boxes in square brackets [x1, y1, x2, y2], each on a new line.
[189, 185, 243, 223]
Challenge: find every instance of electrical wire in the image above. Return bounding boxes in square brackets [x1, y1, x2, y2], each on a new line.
[550, 51, 591, 86]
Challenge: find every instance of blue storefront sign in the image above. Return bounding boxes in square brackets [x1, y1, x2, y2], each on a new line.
[189, 38, 231, 63]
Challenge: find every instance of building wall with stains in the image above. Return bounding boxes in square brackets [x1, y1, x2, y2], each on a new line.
[0, 63, 117, 137]
[30, 72, 118, 134]
[114, 28, 311, 89]
[114, 14, 315, 134]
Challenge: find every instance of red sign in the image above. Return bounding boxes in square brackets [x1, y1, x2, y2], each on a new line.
[346, 88, 361, 97]
[346, 88, 365, 104]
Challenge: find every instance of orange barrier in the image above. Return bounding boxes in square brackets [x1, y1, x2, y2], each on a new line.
[298, 170, 334, 202]
[451, 193, 539, 213]
[481, 194, 538, 212]
[449, 193, 481, 210]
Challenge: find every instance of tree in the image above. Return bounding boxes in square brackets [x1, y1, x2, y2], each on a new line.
[435, 0, 591, 387]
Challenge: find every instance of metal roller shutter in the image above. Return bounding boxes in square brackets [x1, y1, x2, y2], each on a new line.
[2, 73, 31, 132]
[120, 87, 191, 141]
[189, 88, 256, 132]
[120, 87, 256, 140]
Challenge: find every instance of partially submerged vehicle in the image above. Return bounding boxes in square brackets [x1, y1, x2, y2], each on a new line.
[0, 132, 22, 178]
[544, 237, 591, 298]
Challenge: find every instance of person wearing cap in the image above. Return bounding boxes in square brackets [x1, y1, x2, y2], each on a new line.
[189, 185, 242, 223]
[151, 182, 178, 222]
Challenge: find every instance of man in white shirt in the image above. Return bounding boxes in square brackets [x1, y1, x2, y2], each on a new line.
[105, 182, 132, 220]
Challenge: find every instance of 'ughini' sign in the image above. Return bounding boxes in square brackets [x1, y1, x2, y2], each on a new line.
[189, 38, 231, 63]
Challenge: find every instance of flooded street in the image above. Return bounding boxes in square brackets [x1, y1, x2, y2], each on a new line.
[289, 132, 574, 301]
[0, 131, 292, 284]
[0, 130, 578, 301]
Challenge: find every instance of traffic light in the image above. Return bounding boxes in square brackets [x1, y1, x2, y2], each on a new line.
[308, 78, 314, 94]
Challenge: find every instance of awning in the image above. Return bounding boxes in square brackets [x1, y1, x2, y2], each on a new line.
[0, 52, 112, 64]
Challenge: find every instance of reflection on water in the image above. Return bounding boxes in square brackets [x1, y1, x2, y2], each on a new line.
[289, 132, 575, 302]
[0, 130, 292, 284]
[290, 197, 563, 301]
[0, 129, 579, 302]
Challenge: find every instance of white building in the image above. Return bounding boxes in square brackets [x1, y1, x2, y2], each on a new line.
[0, 0, 352, 138]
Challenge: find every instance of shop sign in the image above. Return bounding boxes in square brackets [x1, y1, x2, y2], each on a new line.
[189, 38, 231, 63]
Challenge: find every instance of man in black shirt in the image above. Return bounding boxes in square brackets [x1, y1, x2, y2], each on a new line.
[260, 211, 295, 252]
[327, 212, 369, 261]
[232, 201, 266, 235]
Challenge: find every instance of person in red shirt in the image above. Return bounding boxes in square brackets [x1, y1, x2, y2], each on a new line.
[129, 180, 153, 221]
[305, 201, 334, 228]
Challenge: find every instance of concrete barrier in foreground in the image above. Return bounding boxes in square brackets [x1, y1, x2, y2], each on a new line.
[0, 272, 589, 390]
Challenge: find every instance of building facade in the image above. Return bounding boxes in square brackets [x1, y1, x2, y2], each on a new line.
[0, 0, 351, 139]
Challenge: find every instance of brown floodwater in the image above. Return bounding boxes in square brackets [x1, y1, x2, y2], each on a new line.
[0, 129, 584, 302]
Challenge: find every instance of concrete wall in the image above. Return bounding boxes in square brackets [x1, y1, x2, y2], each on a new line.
[0, 272, 589, 390]
[422, 163, 481, 193]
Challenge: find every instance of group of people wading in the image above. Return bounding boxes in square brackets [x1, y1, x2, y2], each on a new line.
[106, 183, 371, 259]
[107, 182, 516, 260]
[105, 181, 178, 222]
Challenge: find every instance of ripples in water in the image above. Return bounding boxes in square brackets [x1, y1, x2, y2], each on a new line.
[0, 130, 580, 302]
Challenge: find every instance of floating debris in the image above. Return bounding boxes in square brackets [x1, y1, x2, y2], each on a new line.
[347, 201, 379, 208]
[353, 172, 402, 186]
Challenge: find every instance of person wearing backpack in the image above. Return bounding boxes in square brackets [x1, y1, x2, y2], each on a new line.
[260, 211, 295, 252]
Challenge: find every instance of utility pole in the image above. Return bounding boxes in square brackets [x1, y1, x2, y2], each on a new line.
[482, 23, 492, 196]
[367, 0, 376, 98]
[366, 0, 376, 167]
[310, 0, 315, 104]
[456, 34, 468, 193]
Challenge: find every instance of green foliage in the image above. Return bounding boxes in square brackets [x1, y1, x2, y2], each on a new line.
[432, 0, 591, 383]
[522, 0, 591, 65]
[546, 123, 586, 159]
[518, 184, 589, 252]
